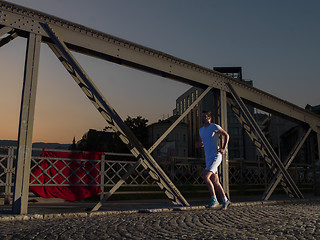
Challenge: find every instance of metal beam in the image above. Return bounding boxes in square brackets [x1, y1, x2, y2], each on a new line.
[262, 128, 312, 200]
[0, 25, 12, 37]
[41, 23, 189, 208]
[1, 2, 320, 129]
[0, 1, 317, 205]
[12, 33, 41, 214]
[0, 26, 18, 47]
[92, 159, 142, 211]
[318, 133, 320, 164]
[317, 133, 320, 195]
[93, 86, 213, 210]
[226, 82, 303, 199]
[220, 90, 229, 197]
[149, 86, 213, 153]
[227, 97, 295, 198]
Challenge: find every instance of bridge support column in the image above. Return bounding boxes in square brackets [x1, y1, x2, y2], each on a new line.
[318, 133, 320, 195]
[12, 33, 41, 214]
[313, 133, 320, 195]
[217, 90, 229, 198]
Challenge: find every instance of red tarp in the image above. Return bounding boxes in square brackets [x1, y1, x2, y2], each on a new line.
[30, 149, 102, 201]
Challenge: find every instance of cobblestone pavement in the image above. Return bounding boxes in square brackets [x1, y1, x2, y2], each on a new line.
[0, 201, 319, 239]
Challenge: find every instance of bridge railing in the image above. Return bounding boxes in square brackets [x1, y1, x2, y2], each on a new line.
[0, 146, 314, 204]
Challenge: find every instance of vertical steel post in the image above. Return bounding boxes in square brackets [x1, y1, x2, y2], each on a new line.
[213, 90, 220, 125]
[12, 33, 41, 214]
[220, 90, 229, 198]
[100, 154, 105, 200]
[214, 90, 223, 185]
[310, 133, 317, 195]
[317, 134, 320, 160]
[317, 133, 320, 163]
[316, 133, 320, 195]
[5, 147, 14, 204]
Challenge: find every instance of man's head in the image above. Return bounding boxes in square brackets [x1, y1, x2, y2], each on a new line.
[201, 110, 212, 124]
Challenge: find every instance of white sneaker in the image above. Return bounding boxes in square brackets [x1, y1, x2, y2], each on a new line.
[207, 200, 220, 209]
[221, 200, 231, 210]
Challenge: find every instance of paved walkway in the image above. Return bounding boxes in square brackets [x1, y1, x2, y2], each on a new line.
[0, 198, 320, 239]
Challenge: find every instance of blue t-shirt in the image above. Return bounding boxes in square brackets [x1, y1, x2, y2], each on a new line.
[199, 123, 221, 160]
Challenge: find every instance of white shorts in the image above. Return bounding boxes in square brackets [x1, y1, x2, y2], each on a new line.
[205, 153, 222, 174]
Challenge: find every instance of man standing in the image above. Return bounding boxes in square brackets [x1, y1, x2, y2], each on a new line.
[199, 111, 230, 210]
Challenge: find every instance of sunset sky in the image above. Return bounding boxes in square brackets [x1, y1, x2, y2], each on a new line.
[1, 0, 319, 144]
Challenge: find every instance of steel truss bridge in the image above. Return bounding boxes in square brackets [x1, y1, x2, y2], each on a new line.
[0, 1, 319, 214]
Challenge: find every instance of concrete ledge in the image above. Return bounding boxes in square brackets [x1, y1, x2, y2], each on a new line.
[139, 208, 173, 213]
[61, 212, 88, 218]
[1, 197, 320, 222]
[173, 205, 206, 211]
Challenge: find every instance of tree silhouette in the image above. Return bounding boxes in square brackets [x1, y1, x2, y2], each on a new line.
[123, 116, 148, 146]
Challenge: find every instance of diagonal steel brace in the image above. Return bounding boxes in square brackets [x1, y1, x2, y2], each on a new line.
[41, 23, 189, 209]
[0, 25, 12, 37]
[226, 97, 294, 197]
[0, 26, 18, 48]
[262, 128, 312, 200]
[226, 82, 303, 199]
[93, 86, 213, 210]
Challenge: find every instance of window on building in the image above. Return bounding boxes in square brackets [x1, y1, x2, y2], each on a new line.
[191, 92, 194, 103]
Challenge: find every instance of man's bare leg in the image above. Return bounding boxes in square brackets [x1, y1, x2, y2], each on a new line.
[202, 170, 215, 197]
[202, 170, 220, 208]
[210, 173, 226, 200]
[210, 173, 230, 210]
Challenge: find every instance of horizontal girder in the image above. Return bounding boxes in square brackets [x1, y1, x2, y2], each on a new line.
[1, 1, 320, 131]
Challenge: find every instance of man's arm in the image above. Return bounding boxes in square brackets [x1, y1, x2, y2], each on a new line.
[217, 128, 229, 154]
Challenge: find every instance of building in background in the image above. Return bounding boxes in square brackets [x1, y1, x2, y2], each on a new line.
[263, 104, 320, 164]
[147, 115, 188, 163]
[173, 67, 261, 161]
[262, 115, 298, 160]
[173, 87, 213, 158]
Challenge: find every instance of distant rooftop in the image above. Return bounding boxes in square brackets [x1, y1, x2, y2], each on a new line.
[305, 104, 320, 115]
